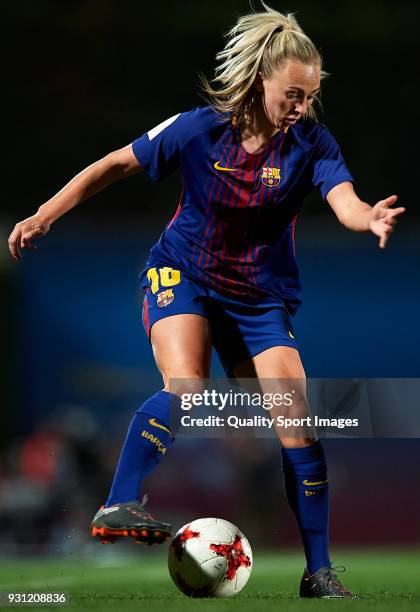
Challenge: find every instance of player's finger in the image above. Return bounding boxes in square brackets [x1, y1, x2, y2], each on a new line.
[8, 233, 21, 261]
[8, 243, 21, 260]
[379, 226, 393, 249]
[389, 206, 406, 217]
[378, 195, 398, 208]
[21, 240, 38, 251]
[22, 226, 43, 241]
[21, 227, 43, 249]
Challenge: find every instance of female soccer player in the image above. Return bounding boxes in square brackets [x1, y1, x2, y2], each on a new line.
[8, 4, 404, 598]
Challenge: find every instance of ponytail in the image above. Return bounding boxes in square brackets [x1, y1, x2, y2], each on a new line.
[200, 3, 326, 125]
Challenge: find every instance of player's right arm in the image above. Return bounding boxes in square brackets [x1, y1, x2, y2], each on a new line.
[8, 144, 142, 261]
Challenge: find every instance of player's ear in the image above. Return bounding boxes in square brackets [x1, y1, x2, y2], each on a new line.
[255, 72, 264, 93]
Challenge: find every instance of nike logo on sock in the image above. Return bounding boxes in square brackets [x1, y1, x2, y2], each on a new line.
[302, 479, 328, 486]
[148, 418, 171, 434]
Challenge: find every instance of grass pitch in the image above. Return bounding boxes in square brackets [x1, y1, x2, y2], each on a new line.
[0, 549, 418, 611]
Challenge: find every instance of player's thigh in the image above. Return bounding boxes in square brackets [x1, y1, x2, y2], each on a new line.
[141, 264, 211, 390]
[234, 346, 314, 447]
[151, 314, 212, 390]
[250, 345, 306, 379]
[234, 345, 306, 405]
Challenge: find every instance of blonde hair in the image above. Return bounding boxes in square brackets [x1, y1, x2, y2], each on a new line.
[200, 3, 326, 125]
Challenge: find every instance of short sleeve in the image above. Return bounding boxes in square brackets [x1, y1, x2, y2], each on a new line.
[132, 111, 194, 182]
[312, 126, 354, 200]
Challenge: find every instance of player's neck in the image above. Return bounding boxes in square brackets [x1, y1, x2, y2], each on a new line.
[241, 99, 281, 154]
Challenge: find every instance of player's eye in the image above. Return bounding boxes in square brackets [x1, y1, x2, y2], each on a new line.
[286, 91, 300, 99]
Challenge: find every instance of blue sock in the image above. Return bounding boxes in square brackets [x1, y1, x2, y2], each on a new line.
[281, 442, 331, 575]
[105, 390, 180, 507]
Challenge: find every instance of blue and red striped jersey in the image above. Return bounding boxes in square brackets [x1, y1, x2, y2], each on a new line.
[132, 106, 353, 313]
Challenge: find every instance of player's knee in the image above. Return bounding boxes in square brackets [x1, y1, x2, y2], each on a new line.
[279, 437, 317, 449]
[162, 370, 208, 398]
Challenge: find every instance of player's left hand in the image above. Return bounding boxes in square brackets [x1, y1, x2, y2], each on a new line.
[368, 195, 405, 249]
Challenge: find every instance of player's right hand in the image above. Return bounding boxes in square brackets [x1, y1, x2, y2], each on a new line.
[8, 213, 51, 261]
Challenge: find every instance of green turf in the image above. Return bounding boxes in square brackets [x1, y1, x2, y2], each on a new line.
[0, 549, 418, 611]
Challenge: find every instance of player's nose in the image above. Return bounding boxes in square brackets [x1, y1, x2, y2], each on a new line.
[294, 101, 307, 115]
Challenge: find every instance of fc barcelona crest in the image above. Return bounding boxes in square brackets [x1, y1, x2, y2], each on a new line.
[261, 166, 281, 187]
[157, 289, 175, 307]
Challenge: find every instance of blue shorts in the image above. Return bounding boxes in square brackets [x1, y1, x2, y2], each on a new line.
[141, 265, 298, 377]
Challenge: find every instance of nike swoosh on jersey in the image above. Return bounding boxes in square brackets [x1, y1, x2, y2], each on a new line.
[148, 418, 172, 434]
[302, 479, 328, 486]
[288, 330, 296, 339]
[214, 160, 238, 172]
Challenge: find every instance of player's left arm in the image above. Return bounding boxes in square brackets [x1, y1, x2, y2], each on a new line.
[326, 181, 406, 249]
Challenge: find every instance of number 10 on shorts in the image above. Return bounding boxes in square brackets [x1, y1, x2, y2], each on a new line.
[147, 267, 181, 294]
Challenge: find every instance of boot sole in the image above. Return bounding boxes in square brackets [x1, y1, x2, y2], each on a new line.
[91, 525, 171, 545]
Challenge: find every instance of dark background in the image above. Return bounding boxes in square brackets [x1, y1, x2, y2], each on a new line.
[0, 0, 419, 557]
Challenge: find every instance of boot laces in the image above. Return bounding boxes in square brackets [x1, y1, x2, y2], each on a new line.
[321, 565, 348, 592]
[139, 494, 149, 510]
[130, 494, 153, 520]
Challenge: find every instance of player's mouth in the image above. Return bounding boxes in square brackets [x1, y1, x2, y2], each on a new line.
[286, 115, 300, 123]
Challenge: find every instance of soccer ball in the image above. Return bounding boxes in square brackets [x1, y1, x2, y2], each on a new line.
[168, 518, 253, 598]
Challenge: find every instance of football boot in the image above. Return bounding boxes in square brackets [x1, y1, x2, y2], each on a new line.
[300, 566, 358, 598]
[90, 494, 171, 545]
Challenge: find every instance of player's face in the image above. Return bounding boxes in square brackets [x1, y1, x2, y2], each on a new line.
[260, 60, 321, 129]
